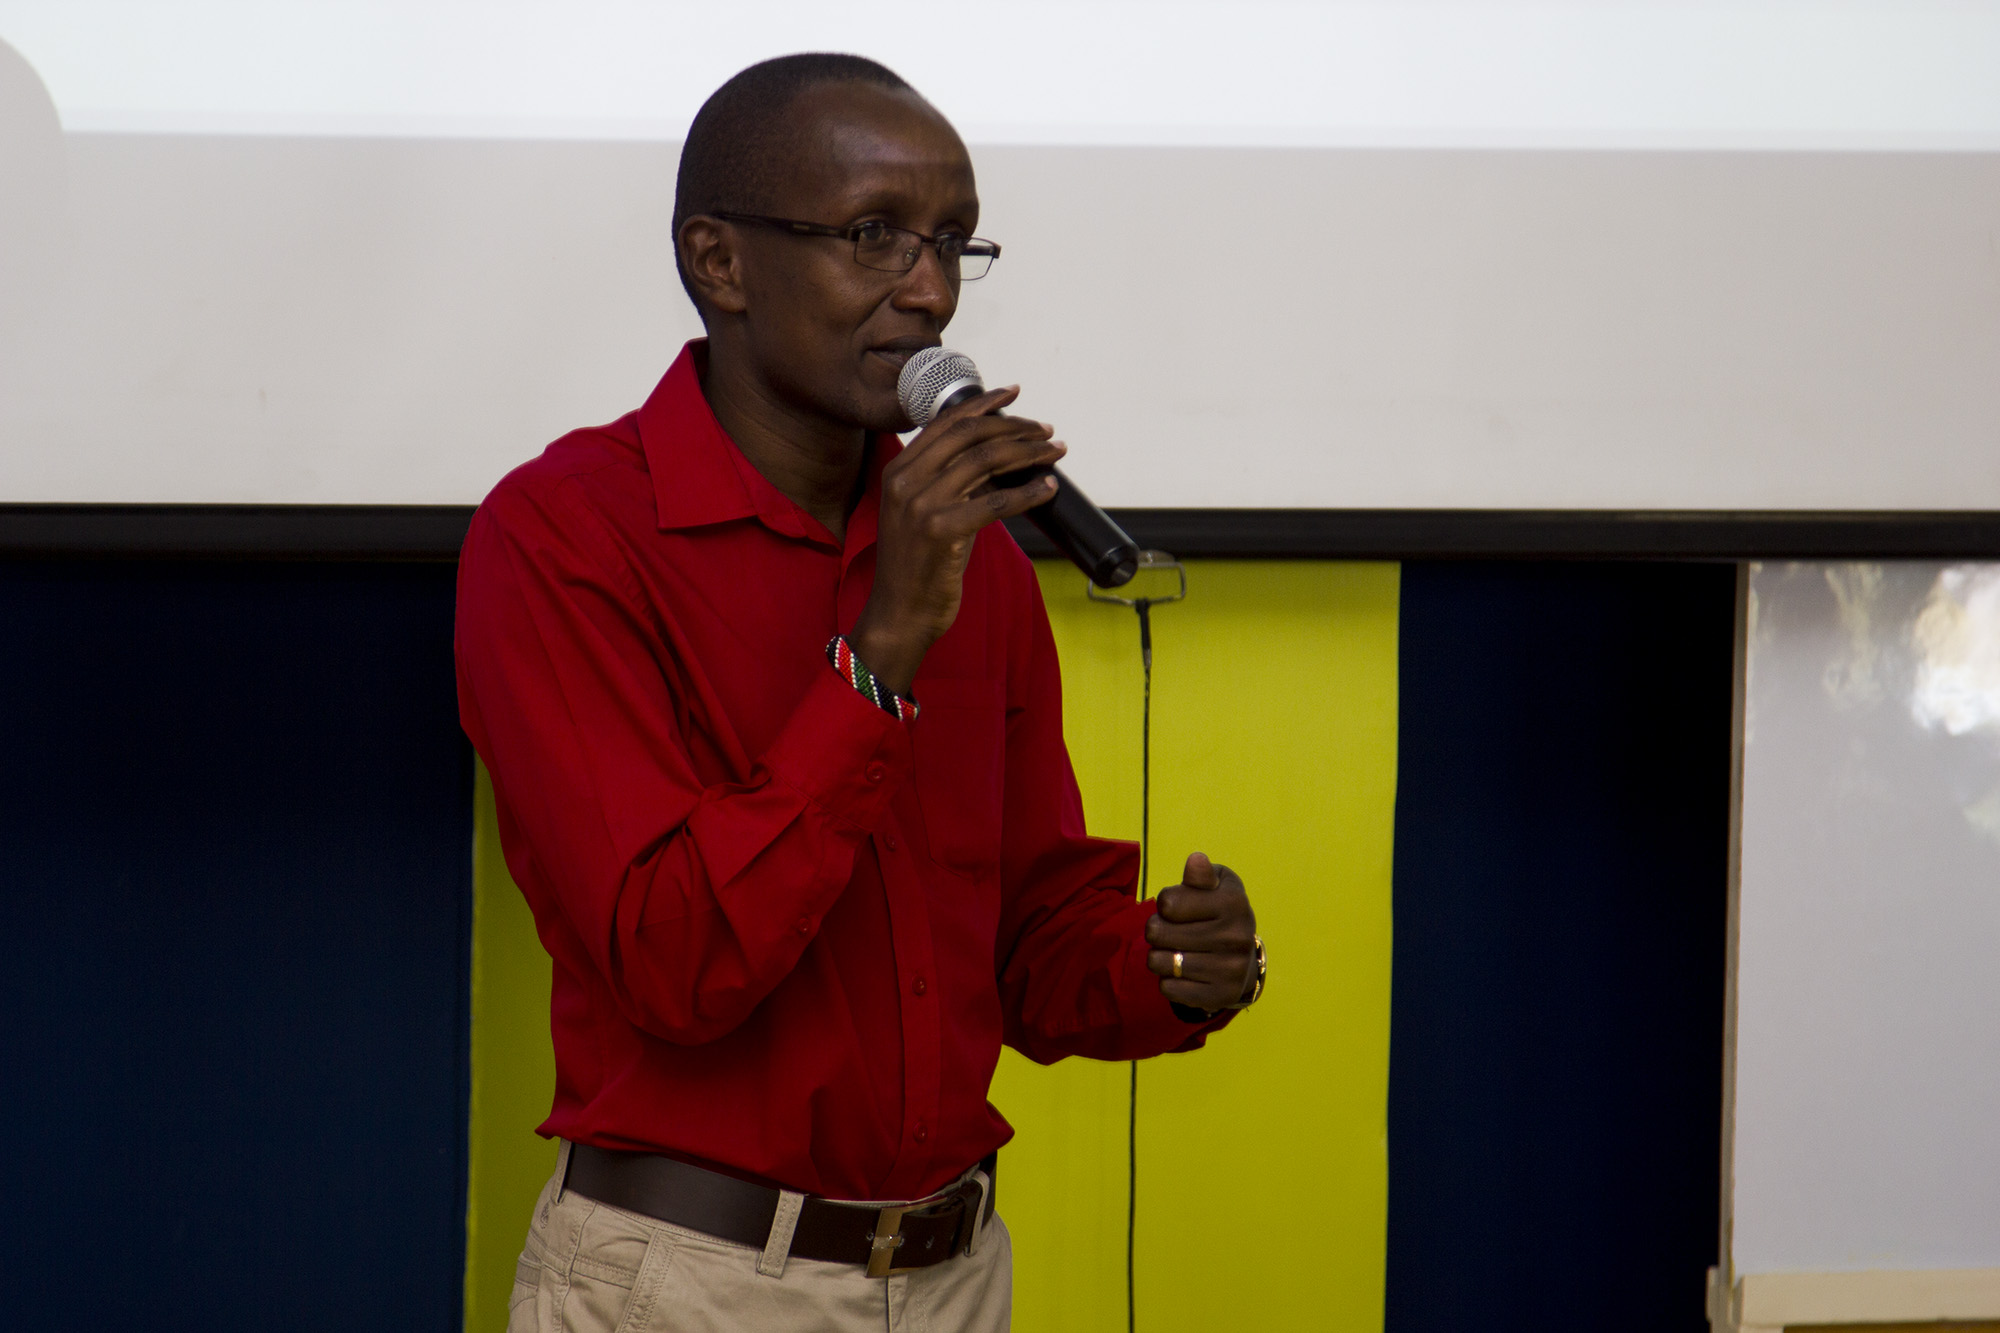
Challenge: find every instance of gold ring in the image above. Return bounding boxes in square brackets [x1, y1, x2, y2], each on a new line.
[1171, 951, 1184, 979]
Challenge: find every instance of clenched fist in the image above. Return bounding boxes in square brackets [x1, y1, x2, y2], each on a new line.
[1144, 852, 1260, 1015]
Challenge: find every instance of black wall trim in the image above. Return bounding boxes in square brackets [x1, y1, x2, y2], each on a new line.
[1010, 508, 2000, 560]
[6, 503, 2000, 560]
[0, 505, 477, 560]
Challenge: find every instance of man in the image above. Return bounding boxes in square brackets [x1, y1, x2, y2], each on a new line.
[456, 53, 1264, 1332]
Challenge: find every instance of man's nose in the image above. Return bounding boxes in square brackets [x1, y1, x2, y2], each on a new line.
[890, 243, 956, 319]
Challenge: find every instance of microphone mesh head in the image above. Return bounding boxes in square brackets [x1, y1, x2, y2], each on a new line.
[897, 347, 983, 427]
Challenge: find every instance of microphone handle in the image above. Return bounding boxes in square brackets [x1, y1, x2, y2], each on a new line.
[995, 465, 1141, 589]
[927, 382, 1140, 588]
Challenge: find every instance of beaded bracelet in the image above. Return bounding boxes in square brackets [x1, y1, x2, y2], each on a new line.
[826, 635, 919, 724]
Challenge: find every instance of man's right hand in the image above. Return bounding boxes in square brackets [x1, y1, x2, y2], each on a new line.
[848, 385, 1065, 695]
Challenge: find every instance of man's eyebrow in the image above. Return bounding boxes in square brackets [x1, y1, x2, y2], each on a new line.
[830, 191, 980, 227]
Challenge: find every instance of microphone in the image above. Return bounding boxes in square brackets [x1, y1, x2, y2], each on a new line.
[898, 348, 1141, 589]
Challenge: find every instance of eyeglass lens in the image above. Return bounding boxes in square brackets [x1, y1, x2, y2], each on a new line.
[852, 224, 993, 280]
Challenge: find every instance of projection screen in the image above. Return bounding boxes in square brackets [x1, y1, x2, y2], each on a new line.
[2, 1, 1997, 509]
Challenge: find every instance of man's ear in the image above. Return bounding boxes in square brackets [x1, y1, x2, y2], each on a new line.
[679, 217, 749, 316]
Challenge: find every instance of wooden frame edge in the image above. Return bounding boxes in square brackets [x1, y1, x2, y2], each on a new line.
[1712, 1268, 2000, 1330]
[1709, 562, 1753, 1332]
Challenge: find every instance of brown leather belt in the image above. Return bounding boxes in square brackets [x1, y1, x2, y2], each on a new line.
[563, 1143, 996, 1278]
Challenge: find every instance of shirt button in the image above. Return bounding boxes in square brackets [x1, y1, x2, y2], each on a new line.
[912, 975, 927, 996]
[914, 1122, 929, 1144]
[865, 762, 887, 784]
[795, 916, 811, 937]
[884, 833, 899, 852]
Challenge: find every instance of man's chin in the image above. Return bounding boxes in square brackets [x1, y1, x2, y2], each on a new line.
[848, 392, 911, 437]
[781, 377, 904, 437]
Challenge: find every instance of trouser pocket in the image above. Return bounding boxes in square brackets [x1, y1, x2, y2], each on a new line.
[508, 1156, 676, 1333]
[560, 1198, 677, 1333]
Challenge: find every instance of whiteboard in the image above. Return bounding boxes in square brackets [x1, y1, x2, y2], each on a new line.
[3, 7, 1999, 509]
[1732, 560, 2000, 1274]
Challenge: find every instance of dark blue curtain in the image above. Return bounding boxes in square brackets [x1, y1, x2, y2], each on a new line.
[1387, 561, 1735, 1331]
[0, 561, 471, 1331]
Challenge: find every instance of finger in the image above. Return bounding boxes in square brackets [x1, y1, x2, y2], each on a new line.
[1182, 851, 1220, 891]
[937, 435, 1068, 501]
[1153, 882, 1226, 925]
[1158, 976, 1240, 1010]
[932, 383, 1020, 430]
[923, 384, 1021, 438]
[892, 414, 1053, 496]
[897, 387, 1025, 467]
[1145, 912, 1254, 953]
[1145, 947, 1246, 986]
[925, 472, 1061, 535]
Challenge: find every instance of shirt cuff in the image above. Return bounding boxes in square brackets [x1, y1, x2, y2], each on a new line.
[1116, 897, 1236, 1054]
[761, 666, 914, 834]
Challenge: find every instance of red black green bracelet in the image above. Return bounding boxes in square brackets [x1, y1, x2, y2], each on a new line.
[827, 635, 919, 724]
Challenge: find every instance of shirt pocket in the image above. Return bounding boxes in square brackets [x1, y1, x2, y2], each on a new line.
[911, 677, 1006, 879]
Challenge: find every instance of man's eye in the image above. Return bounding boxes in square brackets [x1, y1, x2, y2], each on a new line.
[853, 222, 892, 246]
[935, 233, 969, 258]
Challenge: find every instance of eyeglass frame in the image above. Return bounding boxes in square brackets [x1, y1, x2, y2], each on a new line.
[707, 212, 1001, 279]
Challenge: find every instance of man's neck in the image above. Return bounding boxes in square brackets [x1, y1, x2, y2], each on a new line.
[698, 346, 868, 545]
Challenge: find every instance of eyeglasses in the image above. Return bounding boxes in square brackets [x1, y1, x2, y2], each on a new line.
[712, 212, 1000, 280]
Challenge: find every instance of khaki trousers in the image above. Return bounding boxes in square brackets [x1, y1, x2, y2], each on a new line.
[506, 1144, 1013, 1333]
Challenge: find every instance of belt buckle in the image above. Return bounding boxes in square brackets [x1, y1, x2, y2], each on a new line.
[866, 1202, 915, 1278]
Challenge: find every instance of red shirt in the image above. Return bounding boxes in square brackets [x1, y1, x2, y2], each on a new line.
[455, 342, 1221, 1201]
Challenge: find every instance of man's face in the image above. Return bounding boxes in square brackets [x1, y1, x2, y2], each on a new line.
[728, 82, 979, 434]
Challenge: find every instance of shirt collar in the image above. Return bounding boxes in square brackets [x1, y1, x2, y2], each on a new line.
[639, 339, 899, 556]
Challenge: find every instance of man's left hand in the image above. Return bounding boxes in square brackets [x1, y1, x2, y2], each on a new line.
[1144, 852, 1258, 1013]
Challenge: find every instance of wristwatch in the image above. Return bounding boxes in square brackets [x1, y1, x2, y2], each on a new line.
[1170, 934, 1267, 1024]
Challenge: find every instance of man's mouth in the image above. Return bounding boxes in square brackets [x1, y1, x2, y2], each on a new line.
[868, 339, 939, 370]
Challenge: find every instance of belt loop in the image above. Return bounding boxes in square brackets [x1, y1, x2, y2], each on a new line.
[554, 1139, 574, 1206]
[756, 1189, 806, 1279]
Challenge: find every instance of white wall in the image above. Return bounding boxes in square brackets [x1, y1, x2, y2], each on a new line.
[1733, 561, 2000, 1274]
[7, 0, 2000, 148]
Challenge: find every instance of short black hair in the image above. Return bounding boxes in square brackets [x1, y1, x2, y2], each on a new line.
[672, 53, 917, 307]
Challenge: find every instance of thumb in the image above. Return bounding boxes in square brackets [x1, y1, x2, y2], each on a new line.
[1182, 851, 1219, 890]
